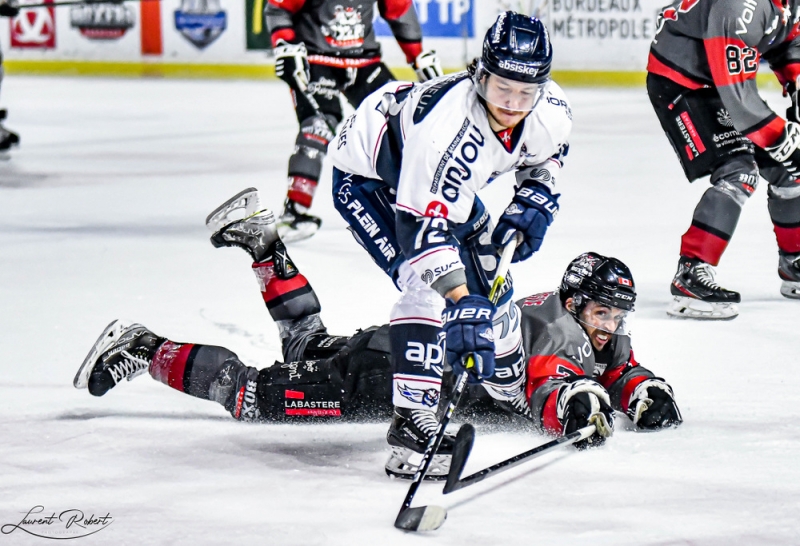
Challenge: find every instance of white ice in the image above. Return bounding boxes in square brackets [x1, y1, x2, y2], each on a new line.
[1, 76, 798, 545]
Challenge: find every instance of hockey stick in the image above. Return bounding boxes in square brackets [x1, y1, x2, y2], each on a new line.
[442, 422, 597, 494]
[393, 233, 519, 533]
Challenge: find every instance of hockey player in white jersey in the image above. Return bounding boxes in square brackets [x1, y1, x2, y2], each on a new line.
[329, 11, 572, 478]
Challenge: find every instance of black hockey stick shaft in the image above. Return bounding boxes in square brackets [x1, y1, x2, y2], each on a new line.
[394, 234, 519, 532]
[443, 423, 596, 494]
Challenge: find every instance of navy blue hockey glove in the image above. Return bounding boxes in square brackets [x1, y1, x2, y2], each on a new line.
[441, 295, 495, 382]
[555, 378, 614, 450]
[627, 379, 682, 430]
[0, 1, 19, 17]
[492, 182, 559, 263]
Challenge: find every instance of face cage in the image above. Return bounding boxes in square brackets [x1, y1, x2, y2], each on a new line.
[571, 293, 634, 336]
[473, 62, 549, 113]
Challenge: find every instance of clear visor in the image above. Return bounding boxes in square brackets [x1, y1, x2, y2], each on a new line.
[574, 299, 633, 336]
[475, 68, 546, 113]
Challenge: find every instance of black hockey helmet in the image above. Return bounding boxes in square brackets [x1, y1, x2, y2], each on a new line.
[481, 12, 552, 85]
[559, 252, 636, 313]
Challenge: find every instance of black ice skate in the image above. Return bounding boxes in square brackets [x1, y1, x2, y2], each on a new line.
[385, 407, 456, 481]
[206, 188, 282, 263]
[778, 252, 800, 300]
[74, 320, 163, 397]
[277, 199, 322, 243]
[667, 256, 741, 320]
[0, 109, 20, 158]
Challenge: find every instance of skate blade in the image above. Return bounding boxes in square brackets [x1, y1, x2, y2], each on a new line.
[780, 280, 800, 300]
[205, 188, 261, 233]
[384, 447, 450, 481]
[73, 319, 133, 389]
[277, 221, 320, 243]
[666, 296, 739, 320]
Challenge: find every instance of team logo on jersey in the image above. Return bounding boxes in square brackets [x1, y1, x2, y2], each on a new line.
[425, 201, 449, 218]
[174, 0, 227, 49]
[70, 3, 135, 40]
[522, 292, 554, 307]
[323, 5, 364, 48]
[10, 1, 56, 49]
[716, 109, 734, 127]
[396, 384, 440, 407]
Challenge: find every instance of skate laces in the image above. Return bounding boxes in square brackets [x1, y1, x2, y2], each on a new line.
[411, 410, 440, 437]
[693, 263, 720, 289]
[109, 350, 150, 384]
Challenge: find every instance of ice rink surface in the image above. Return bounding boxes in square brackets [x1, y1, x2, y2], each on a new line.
[0, 76, 798, 545]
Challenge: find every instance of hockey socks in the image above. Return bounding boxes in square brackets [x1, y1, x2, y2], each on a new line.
[251, 243, 321, 322]
[150, 341, 262, 421]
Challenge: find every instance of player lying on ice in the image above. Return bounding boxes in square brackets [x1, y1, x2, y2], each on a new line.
[74, 189, 682, 480]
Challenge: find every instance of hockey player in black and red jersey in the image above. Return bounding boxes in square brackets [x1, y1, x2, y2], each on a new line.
[265, 0, 442, 242]
[648, 0, 800, 319]
[519, 252, 682, 447]
[0, 0, 20, 157]
[74, 188, 681, 478]
[74, 190, 681, 478]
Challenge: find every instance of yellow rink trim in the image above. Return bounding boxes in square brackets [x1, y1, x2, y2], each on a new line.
[2, 60, 785, 89]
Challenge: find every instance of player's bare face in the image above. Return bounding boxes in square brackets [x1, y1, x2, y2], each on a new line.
[481, 75, 540, 129]
[578, 301, 628, 351]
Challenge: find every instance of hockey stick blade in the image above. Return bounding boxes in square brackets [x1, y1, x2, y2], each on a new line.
[442, 424, 596, 494]
[443, 423, 475, 494]
[394, 505, 447, 532]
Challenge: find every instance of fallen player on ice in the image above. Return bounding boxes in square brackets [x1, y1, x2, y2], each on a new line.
[74, 188, 682, 480]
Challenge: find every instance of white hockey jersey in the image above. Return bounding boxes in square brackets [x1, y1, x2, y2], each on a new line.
[330, 72, 572, 291]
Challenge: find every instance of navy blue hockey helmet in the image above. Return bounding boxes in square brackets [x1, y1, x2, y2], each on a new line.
[559, 252, 636, 313]
[481, 12, 552, 85]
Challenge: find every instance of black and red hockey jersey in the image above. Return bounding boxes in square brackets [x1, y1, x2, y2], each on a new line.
[648, 0, 800, 148]
[518, 291, 657, 435]
[265, 0, 424, 66]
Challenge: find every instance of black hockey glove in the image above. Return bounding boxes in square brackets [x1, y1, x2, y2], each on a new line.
[627, 378, 682, 430]
[274, 39, 310, 92]
[0, 0, 19, 17]
[441, 295, 495, 382]
[556, 378, 614, 450]
[766, 121, 800, 180]
[492, 182, 559, 263]
[413, 50, 443, 82]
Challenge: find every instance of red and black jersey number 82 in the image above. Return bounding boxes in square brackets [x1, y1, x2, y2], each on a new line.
[725, 45, 758, 75]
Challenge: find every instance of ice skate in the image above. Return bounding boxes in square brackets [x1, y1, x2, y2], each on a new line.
[384, 407, 456, 481]
[74, 320, 163, 396]
[778, 252, 800, 299]
[0, 109, 19, 160]
[667, 256, 740, 320]
[207, 188, 281, 262]
[277, 199, 321, 243]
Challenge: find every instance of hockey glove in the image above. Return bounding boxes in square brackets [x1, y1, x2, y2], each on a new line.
[274, 39, 310, 92]
[627, 378, 682, 430]
[441, 295, 495, 382]
[0, 0, 19, 17]
[492, 182, 559, 263]
[556, 378, 614, 449]
[766, 121, 800, 180]
[413, 50, 443, 82]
